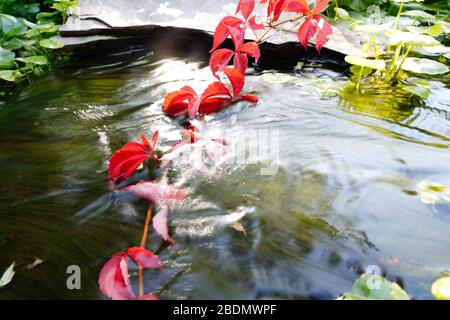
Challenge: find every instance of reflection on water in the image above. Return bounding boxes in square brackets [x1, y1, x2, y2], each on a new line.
[0, 49, 449, 299]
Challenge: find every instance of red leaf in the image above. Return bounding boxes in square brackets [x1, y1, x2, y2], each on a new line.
[267, 0, 289, 22]
[153, 206, 174, 243]
[98, 252, 134, 300]
[314, 16, 332, 53]
[297, 17, 317, 50]
[238, 42, 261, 62]
[162, 86, 198, 117]
[248, 15, 265, 31]
[312, 0, 329, 15]
[233, 53, 249, 75]
[236, 0, 255, 20]
[108, 135, 159, 183]
[199, 82, 233, 114]
[211, 16, 245, 51]
[187, 96, 201, 119]
[124, 181, 188, 207]
[223, 67, 245, 97]
[209, 49, 235, 77]
[285, 0, 311, 14]
[240, 94, 259, 103]
[127, 247, 163, 270]
[227, 23, 246, 49]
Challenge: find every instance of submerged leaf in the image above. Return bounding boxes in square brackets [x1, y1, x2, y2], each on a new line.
[0, 263, 15, 288]
[344, 274, 410, 300]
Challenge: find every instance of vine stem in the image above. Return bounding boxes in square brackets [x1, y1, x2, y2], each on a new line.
[138, 206, 153, 297]
[256, 14, 304, 44]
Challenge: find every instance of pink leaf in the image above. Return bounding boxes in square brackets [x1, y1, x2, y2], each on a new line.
[187, 96, 201, 119]
[236, 0, 255, 20]
[124, 181, 188, 207]
[209, 49, 235, 77]
[297, 17, 317, 50]
[127, 247, 163, 270]
[137, 294, 159, 300]
[153, 206, 174, 243]
[98, 252, 135, 300]
[314, 16, 332, 53]
[248, 15, 265, 31]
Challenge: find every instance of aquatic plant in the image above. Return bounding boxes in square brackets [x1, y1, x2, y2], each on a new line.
[0, 0, 76, 96]
[98, 0, 334, 300]
[342, 0, 449, 95]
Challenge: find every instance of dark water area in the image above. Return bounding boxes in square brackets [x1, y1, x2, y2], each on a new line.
[0, 46, 449, 299]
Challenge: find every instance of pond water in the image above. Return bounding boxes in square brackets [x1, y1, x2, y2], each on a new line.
[0, 45, 449, 299]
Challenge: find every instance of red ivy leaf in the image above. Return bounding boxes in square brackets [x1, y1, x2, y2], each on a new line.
[223, 67, 245, 97]
[233, 53, 249, 75]
[199, 82, 233, 114]
[267, 0, 289, 22]
[236, 0, 256, 20]
[241, 94, 259, 103]
[285, 0, 311, 14]
[238, 42, 261, 62]
[127, 247, 163, 270]
[153, 206, 173, 243]
[163, 86, 198, 117]
[211, 16, 245, 51]
[248, 15, 265, 31]
[297, 17, 317, 50]
[314, 16, 332, 53]
[209, 49, 235, 77]
[108, 133, 159, 183]
[312, 0, 329, 15]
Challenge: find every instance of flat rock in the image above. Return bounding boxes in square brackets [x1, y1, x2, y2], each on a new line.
[61, 0, 362, 57]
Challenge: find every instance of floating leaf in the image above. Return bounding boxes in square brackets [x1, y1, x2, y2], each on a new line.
[398, 58, 449, 75]
[402, 10, 435, 21]
[345, 56, 385, 70]
[432, 277, 450, 300]
[412, 45, 450, 57]
[386, 29, 441, 47]
[416, 181, 450, 204]
[352, 22, 393, 34]
[16, 56, 48, 65]
[344, 274, 410, 300]
[402, 85, 430, 99]
[39, 38, 64, 49]
[0, 263, 15, 289]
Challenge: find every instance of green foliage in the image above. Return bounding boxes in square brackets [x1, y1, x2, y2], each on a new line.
[0, 0, 77, 95]
[344, 273, 410, 300]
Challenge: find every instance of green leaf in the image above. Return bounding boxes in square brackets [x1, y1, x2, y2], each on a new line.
[402, 85, 430, 99]
[0, 263, 15, 288]
[344, 274, 410, 300]
[432, 277, 450, 300]
[39, 38, 64, 49]
[16, 56, 48, 65]
[399, 58, 449, 75]
[0, 47, 16, 68]
[428, 23, 444, 37]
[345, 56, 386, 70]
[386, 29, 441, 47]
[0, 70, 22, 82]
[402, 10, 435, 21]
[412, 45, 450, 57]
